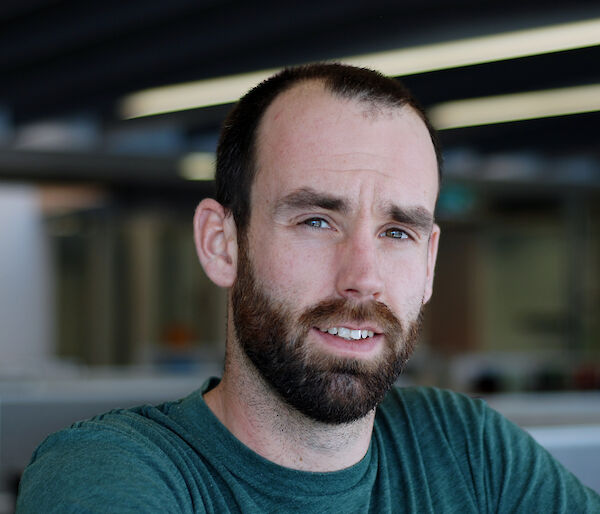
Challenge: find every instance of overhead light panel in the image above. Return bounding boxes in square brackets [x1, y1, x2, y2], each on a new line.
[344, 17, 600, 76]
[122, 70, 279, 119]
[428, 83, 600, 129]
[120, 17, 600, 119]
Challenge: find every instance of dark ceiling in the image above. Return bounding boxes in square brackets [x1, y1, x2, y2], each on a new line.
[0, 0, 599, 192]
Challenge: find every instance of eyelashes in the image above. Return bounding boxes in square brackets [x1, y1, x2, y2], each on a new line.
[298, 217, 413, 241]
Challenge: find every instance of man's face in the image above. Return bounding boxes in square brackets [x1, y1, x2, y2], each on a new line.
[231, 82, 440, 424]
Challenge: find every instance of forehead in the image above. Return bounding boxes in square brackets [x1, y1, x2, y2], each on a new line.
[253, 81, 438, 211]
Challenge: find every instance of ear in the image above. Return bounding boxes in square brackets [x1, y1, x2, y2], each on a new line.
[423, 223, 441, 304]
[194, 198, 238, 288]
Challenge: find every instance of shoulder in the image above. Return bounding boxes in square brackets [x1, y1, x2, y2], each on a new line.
[375, 386, 600, 512]
[375, 385, 548, 458]
[17, 399, 202, 513]
[374, 386, 493, 459]
[32, 401, 185, 458]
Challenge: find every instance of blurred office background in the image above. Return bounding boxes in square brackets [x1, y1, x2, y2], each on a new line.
[1, 1, 599, 509]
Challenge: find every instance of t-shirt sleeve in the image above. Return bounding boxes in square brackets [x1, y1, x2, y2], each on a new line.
[480, 403, 600, 513]
[16, 422, 202, 514]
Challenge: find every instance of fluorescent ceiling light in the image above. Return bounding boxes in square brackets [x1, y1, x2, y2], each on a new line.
[179, 152, 215, 180]
[344, 17, 600, 76]
[428, 83, 600, 129]
[122, 69, 279, 119]
[120, 17, 600, 119]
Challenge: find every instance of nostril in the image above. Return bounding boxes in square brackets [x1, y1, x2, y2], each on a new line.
[341, 288, 381, 301]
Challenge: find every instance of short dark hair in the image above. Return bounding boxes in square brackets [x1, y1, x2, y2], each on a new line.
[215, 62, 441, 233]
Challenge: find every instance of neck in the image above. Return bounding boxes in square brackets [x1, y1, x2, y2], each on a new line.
[204, 333, 375, 472]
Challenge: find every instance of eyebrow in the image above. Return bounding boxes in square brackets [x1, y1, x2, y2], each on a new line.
[385, 203, 435, 234]
[274, 187, 434, 234]
[274, 188, 348, 215]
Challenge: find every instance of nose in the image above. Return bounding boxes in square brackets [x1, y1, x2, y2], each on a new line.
[335, 230, 384, 301]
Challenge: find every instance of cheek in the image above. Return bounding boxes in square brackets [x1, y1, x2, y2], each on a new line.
[249, 235, 336, 300]
[381, 252, 429, 310]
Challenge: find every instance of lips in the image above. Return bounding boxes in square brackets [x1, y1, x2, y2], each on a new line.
[298, 297, 398, 350]
[318, 326, 376, 340]
[313, 327, 381, 356]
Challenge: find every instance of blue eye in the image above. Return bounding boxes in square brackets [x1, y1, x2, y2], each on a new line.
[382, 228, 409, 239]
[303, 218, 331, 229]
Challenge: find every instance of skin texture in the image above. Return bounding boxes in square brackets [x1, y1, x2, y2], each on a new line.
[194, 80, 440, 471]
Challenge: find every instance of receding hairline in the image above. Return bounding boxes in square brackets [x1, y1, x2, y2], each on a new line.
[252, 78, 438, 188]
[259, 78, 414, 130]
[254, 77, 427, 158]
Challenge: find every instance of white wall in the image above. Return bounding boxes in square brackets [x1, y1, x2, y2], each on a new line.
[0, 184, 53, 374]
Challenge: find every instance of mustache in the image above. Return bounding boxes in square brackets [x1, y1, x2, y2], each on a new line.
[297, 297, 403, 337]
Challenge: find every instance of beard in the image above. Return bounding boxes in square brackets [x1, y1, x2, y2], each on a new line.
[231, 238, 423, 425]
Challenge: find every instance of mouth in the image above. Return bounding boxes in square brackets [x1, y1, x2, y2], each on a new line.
[313, 326, 382, 356]
[317, 326, 378, 341]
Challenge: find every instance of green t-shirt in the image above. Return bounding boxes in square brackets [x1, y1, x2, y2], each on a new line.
[17, 378, 600, 513]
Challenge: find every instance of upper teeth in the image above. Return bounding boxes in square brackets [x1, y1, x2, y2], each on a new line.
[320, 327, 375, 340]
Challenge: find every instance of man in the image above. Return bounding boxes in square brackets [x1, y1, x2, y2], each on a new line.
[17, 63, 599, 512]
